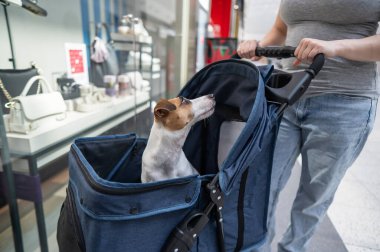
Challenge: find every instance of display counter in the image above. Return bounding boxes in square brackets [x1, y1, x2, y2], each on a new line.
[6, 91, 150, 167]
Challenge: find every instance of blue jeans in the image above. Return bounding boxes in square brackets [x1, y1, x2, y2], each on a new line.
[256, 94, 378, 252]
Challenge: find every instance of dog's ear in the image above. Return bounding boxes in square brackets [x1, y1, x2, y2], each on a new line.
[154, 99, 176, 118]
[155, 108, 170, 118]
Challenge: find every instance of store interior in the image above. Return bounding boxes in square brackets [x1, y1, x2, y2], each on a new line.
[0, 0, 379, 252]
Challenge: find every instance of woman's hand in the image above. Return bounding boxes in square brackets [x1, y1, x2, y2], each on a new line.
[237, 40, 261, 60]
[293, 38, 339, 66]
[237, 14, 287, 61]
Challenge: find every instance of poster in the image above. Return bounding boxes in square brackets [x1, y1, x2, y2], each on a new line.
[64, 43, 89, 84]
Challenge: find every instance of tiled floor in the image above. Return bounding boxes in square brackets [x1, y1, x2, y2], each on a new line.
[0, 169, 68, 252]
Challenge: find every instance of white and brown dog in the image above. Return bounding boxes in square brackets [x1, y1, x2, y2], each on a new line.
[141, 95, 216, 183]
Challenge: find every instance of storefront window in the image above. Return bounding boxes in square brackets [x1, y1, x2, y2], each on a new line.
[0, 1, 210, 250]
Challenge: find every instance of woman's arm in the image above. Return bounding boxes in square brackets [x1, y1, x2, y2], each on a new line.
[294, 35, 380, 65]
[237, 14, 288, 60]
[260, 14, 288, 46]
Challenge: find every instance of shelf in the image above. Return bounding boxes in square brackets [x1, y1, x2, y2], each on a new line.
[125, 65, 161, 72]
[111, 32, 152, 45]
[110, 32, 158, 81]
[142, 72, 160, 79]
[6, 91, 150, 155]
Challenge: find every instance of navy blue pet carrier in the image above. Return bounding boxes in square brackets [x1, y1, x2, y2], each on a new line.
[57, 47, 324, 252]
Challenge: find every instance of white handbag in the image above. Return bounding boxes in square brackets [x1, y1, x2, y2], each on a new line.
[3, 75, 67, 134]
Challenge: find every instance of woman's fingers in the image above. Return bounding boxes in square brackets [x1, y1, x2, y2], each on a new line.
[237, 40, 258, 59]
[302, 43, 314, 61]
[237, 41, 248, 58]
[294, 39, 305, 59]
[307, 48, 321, 62]
[240, 40, 252, 58]
[293, 58, 302, 66]
[294, 38, 324, 66]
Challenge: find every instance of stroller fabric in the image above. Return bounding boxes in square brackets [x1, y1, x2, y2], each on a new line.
[57, 59, 283, 252]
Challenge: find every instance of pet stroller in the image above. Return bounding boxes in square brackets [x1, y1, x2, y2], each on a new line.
[57, 47, 324, 252]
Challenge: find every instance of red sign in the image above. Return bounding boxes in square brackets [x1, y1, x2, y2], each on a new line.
[69, 49, 84, 74]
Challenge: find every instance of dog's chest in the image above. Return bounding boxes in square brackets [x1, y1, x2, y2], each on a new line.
[142, 125, 197, 181]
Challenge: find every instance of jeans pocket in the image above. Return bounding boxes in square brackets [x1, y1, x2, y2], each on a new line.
[316, 94, 377, 169]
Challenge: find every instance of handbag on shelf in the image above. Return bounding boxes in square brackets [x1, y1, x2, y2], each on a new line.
[90, 23, 119, 87]
[0, 64, 40, 114]
[1, 75, 67, 134]
[57, 77, 81, 100]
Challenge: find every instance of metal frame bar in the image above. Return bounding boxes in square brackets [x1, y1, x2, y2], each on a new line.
[27, 156, 48, 252]
[0, 106, 23, 251]
[3, 4, 16, 69]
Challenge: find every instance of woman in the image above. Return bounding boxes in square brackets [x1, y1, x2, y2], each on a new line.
[237, 1, 380, 251]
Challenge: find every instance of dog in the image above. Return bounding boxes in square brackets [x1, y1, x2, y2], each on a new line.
[141, 94, 216, 183]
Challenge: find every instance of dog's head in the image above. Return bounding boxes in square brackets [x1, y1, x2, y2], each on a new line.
[154, 94, 215, 131]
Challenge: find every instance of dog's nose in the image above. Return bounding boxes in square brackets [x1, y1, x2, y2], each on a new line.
[208, 94, 214, 99]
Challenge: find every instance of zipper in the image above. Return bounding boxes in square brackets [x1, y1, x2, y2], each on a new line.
[67, 186, 86, 251]
[71, 146, 197, 195]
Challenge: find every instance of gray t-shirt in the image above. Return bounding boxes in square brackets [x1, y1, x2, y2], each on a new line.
[280, 0, 380, 98]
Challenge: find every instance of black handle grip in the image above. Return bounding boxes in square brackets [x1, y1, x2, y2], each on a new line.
[230, 47, 296, 59]
[233, 46, 325, 76]
[308, 53, 325, 76]
[255, 46, 296, 58]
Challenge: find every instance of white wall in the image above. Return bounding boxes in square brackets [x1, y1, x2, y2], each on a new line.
[0, 0, 83, 86]
[240, 0, 281, 41]
[143, 0, 176, 25]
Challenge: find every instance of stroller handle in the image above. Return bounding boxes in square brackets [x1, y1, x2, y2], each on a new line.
[255, 46, 295, 58]
[233, 46, 325, 76]
[233, 46, 325, 106]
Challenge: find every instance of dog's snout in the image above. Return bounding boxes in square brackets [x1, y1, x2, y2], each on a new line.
[208, 94, 215, 99]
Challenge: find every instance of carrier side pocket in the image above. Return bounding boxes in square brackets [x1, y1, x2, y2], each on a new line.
[57, 186, 86, 252]
[234, 169, 249, 252]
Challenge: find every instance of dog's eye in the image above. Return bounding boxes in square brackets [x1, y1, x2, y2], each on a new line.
[182, 97, 191, 105]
